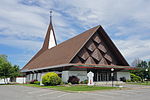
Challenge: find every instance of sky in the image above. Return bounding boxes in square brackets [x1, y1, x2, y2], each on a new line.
[0, 0, 150, 68]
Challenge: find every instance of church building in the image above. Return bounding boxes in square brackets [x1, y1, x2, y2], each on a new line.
[21, 12, 134, 83]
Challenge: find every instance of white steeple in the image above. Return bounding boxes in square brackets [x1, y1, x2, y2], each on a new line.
[42, 11, 57, 49]
[48, 11, 57, 49]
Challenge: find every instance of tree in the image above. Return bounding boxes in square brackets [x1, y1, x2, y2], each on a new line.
[131, 58, 142, 67]
[148, 61, 150, 68]
[130, 60, 150, 81]
[0, 55, 7, 62]
[10, 65, 21, 78]
[0, 55, 21, 84]
[0, 61, 12, 84]
[138, 61, 148, 68]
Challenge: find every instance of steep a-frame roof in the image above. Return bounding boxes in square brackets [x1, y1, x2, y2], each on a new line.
[22, 25, 129, 71]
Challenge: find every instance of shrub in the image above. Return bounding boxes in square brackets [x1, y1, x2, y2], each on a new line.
[34, 81, 40, 85]
[80, 80, 88, 84]
[68, 76, 80, 84]
[83, 80, 88, 84]
[120, 77, 126, 82]
[42, 72, 61, 86]
[131, 73, 142, 82]
[30, 80, 38, 84]
[68, 82, 72, 86]
[80, 81, 84, 84]
[126, 79, 132, 82]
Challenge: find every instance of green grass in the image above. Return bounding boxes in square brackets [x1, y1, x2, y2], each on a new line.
[55, 85, 117, 91]
[0, 84, 14, 85]
[127, 81, 150, 85]
[19, 84, 118, 92]
[0, 83, 16, 85]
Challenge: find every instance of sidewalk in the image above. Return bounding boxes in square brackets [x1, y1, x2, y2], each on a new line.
[95, 83, 150, 89]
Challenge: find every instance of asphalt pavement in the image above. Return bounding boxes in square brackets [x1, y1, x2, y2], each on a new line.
[0, 85, 150, 100]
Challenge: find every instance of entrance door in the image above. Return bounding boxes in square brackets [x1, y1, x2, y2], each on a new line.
[97, 72, 110, 81]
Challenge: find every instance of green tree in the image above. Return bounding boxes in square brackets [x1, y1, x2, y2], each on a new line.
[131, 60, 150, 81]
[0, 55, 21, 84]
[10, 65, 21, 79]
[148, 61, 150, 67]
[0, 61, 12, 84]
[0, 55, 7, 61]
[138, 61, 148, 68]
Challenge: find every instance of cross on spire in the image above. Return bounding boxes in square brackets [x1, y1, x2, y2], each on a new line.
[50, 10, 52, 24]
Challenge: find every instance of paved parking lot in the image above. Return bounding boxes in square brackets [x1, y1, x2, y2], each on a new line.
[0, 85, 150, 100]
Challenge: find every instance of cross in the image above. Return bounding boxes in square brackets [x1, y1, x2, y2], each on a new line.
[50, 10, 52, 17]
[50, 10, 52, 24]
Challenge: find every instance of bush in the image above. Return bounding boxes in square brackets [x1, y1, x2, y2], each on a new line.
[42, 72, 61, 86]
[131, 73, 142, 82]
[30, 80, 38, 84]
[83, 80, 88, 84]
[120, 77, 126, 82]
[34, 81, 40, 85]
[126, 79, 132, 82]
[68, 82, 72, 86]
[80, 80, 88, 84]
[80, 81, 84, 84]
[68, 76, 80, 84]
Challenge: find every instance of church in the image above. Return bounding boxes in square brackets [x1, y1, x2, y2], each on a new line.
[21, 12, 134, 83]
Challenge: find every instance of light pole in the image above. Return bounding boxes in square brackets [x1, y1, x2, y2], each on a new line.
[111, 68, 114, 87]
[145, 68, 148, 84]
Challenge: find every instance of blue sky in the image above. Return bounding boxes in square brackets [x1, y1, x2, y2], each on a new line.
[0, 0, 150, 68]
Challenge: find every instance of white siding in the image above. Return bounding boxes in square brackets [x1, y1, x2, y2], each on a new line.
[37, 73, 41, 81]
[33, 73, 37, 80]
[62, 71, 87, 83]
[62, 71, 69, 83]
[29, 74, 33, 81]
[16, 77, 26, 83]
[117, 72, 131, 80]
[0, 78, 10, 84]
[26, 74, 30, 82]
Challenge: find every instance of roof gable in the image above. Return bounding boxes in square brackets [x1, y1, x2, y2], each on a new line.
[70, 26, 129, 66]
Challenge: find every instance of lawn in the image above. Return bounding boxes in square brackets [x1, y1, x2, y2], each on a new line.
[20, 84, 118, 92]
[127, 81, 150, 85]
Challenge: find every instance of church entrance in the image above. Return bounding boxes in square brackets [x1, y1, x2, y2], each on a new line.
[94, 72, 111, 81]
[89, 69, 116, 82]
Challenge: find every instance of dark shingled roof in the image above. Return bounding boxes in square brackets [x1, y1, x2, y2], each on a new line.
[22, 25, 100, 70]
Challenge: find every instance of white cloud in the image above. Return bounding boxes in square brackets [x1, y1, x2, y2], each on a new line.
[0, 37, 42, 51]
[0, 0, 150, 66]
[114, 38, 150, 64]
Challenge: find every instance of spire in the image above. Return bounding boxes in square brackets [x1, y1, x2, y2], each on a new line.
[42, 11, 57, 49]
